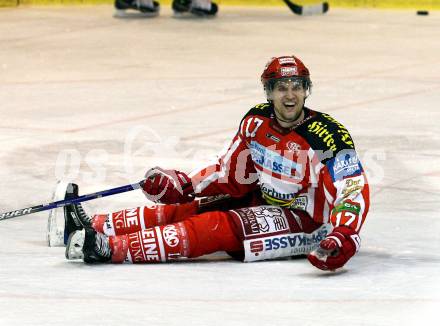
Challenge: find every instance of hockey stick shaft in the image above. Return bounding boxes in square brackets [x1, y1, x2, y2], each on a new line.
[0, 181, 144, 221]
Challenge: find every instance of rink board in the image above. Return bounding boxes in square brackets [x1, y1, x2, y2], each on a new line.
[1, 0, 440, 9]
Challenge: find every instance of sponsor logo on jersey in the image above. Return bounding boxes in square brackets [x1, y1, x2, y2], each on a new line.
[261, 187, 296, 208]
[307, 121, 338, 151]
[250, 141, 302, 179]
[255, 207, 288, 232]
[113, 210, 125, 231]
[235, 208, 260, 236]
[125, 208, 139, 227]
[260, 185, 308, 210]
[286, 141, 301, 154]
[264, 231, 326, 253]
[328, 149, 362, 181]
[342, 178, 363, 198]
[141, 229, 160, 262]
[254, 103, 270, 110]
[333, 200, 361, 215]
[162, 225, 179, 248]
[345, 178, 361, 187]
[250, 240, 264, 254]
[113, 208, 139, 231]
[307, 116, 354, 151]
[128, 229, 161, 262]
[322, 114, 354, 148]
[128, 232, 144, 262]
[290, 196, 308, 211]
[266, 133, 280, 143]
[261, 184, 296, 201]
[243, 227, 330, 260]
[234, 206, 289, 236]
[128, 229, 160, 263]
[333, 153, 359, 174]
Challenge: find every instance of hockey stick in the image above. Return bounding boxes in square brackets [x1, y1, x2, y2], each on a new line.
[283, 0, 329, 16]
[0, 181, 145, 222]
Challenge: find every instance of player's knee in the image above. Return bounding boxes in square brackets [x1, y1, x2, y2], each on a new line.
[182, 211, 243, 257]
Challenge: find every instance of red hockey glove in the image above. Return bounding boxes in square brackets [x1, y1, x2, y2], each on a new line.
[308, 226, 361, 271]
[142, 167, 194, 204]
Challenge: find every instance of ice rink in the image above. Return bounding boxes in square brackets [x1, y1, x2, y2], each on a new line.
[1, 4, 439, 325]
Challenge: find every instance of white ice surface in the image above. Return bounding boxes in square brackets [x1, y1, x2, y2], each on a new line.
[0, 5, 439, 326]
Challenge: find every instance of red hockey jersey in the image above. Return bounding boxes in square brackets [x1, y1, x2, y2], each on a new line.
[190, 103, 370, 233]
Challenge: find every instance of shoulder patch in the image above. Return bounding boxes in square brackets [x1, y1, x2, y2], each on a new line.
[320, 113, 355, 149]
[327, 149, 363, 182]
[296, 111, 356, 162]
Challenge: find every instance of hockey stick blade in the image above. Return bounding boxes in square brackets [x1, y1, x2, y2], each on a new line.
[283, 0, 329, 16]
[0, 181, 144, 222]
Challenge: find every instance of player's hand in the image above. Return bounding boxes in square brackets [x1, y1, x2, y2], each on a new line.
[142, 167, 194, 204]
[307, 226, 361, 271]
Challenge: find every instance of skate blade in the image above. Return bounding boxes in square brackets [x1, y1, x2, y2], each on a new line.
[47, 180, 68, 247]
[113, 9, 159, 18]
[65, 229, 85, 260]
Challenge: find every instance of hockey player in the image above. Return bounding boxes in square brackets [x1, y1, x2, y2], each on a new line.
[114, 0, 218, 17]
[60, 55, 370, 271]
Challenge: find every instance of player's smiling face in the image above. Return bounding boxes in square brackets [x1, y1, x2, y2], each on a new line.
[270, 79, 306, 125]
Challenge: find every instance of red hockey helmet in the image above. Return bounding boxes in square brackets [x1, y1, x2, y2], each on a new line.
[261, 55, 312, 98]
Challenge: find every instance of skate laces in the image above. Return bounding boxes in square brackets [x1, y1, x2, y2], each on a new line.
[76, 203, 92, 226]
[192, 0, 211, 10]
[95, 233, 111, 258]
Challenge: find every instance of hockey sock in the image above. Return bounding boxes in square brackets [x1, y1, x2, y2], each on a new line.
[109, 223, 189, 263]
[108, 210, 243, 263]
[92, 202, 199, 236]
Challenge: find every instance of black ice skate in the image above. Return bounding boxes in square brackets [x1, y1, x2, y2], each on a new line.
[83, 228, 112, 263]
[62, 183, 93, 245]
[172, 0, 218, 17]
[172, 0, 191, 13]
[65, 228, 112, 263]
[47, 181, 92, 247]
[114, 0, 160, 18]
